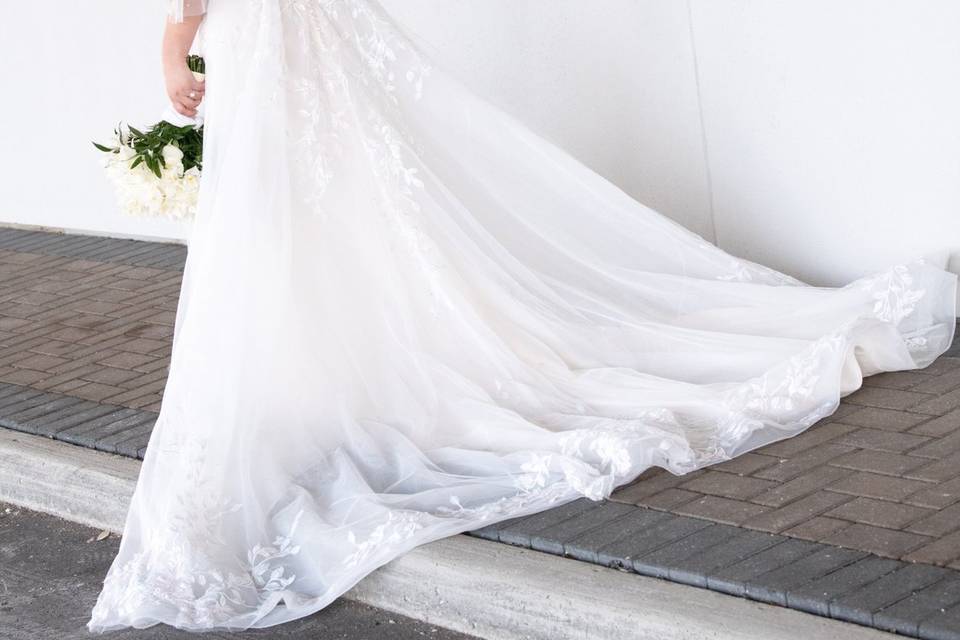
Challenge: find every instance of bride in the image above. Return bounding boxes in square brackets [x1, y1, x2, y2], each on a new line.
[88, 0, 956, 631]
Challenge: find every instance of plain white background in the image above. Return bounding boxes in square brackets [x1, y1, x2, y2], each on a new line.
[0, 0, 957, 289]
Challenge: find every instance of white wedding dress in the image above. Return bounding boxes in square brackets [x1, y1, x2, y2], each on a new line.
[88, 0, 957, 632]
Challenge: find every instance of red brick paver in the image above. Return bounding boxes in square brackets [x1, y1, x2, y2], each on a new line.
[0, 245, 180, 413]
[613, 353, 960, 565]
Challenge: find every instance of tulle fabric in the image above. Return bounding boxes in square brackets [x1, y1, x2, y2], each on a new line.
[168, 0, 206, 23]
[89, 0, 956, 631]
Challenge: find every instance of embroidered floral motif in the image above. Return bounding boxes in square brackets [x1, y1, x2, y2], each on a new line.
[280, 0, 446, 314]
[724, 334, 842, 418]
[89, 425, 306, 629]
[691, 237, 804, 286]
[344, 510, 427, 568]
[249, 510, 304, 591]
[857, 264, 927, 325]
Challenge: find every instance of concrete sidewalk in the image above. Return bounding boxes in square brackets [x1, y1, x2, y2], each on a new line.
[0, 226, 957, 639]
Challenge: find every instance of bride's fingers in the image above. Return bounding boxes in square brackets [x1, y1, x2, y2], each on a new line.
[186, 82, 206, 99]
[174, 101, 198, 117]
[179, 92, 203, 110]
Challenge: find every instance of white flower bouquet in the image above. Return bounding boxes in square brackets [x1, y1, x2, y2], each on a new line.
[94, 56, 205, 221]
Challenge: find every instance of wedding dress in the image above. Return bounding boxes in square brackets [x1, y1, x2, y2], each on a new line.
[88, 0, 957, 631]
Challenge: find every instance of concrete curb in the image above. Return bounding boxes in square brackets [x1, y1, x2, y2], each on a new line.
[0, 429, 135, 532]
[0, 429, 898, 640]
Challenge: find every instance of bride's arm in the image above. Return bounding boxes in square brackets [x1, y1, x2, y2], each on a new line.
[162, 15, 205, 117]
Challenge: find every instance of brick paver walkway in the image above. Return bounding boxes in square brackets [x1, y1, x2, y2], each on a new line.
[610, 357, 960, 568]
[0, 230, 182, 412]
[1, 226, 960, 638]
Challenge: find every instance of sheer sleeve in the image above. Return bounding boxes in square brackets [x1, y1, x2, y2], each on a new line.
[168, 0, 207, 23]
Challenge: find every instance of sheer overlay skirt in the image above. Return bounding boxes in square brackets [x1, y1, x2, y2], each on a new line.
[88, 0, 956, 631]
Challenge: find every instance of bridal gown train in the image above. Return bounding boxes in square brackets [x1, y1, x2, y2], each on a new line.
[88, 0, 957, 631]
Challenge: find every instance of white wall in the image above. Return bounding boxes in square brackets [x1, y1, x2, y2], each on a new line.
[690, 0, 960, 285]
[0, 1, 957, 289]
[0, 1, 189, 241]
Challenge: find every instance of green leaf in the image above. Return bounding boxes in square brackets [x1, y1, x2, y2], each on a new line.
[186, 54, 206, 74]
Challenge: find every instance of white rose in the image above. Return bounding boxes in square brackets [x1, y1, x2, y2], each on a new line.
[161, 144, 185, 168]
[103, 145, 199, 220]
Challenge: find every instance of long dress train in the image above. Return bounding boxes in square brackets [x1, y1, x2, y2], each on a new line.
[88, 0, 957, 631]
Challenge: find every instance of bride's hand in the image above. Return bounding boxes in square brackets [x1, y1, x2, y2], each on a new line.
[162, 14, 205, 117]
[164, 60, 205, 117]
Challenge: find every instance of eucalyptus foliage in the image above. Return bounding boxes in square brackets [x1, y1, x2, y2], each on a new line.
[94, 121, 204, 179]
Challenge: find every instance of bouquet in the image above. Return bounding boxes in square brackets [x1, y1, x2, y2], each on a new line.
[94, 56, 205, 221]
